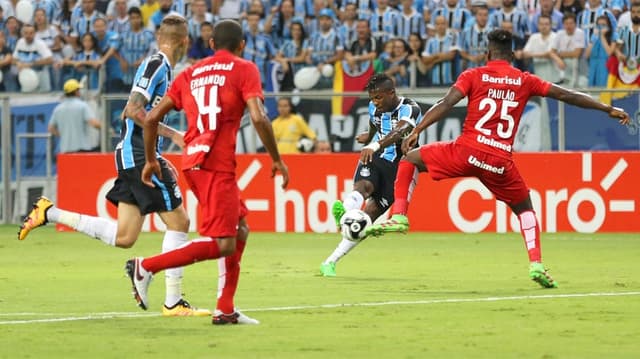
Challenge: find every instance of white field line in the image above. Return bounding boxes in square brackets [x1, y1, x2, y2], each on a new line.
[1, 291, 639, 325]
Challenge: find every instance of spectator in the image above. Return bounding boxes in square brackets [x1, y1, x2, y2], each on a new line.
[51, 34, 75, 90]
[187, 0, 214, 40]
[577, 0, 617, 44]
[343, 19, 379, 75]
[337, 2, 358, 48]
[93, 17, 125, 92]
[406, 32, 430, 87]
[430, 0, 472, 33]
[395, 0, 425, 39]
[502, 20, 527, 71]
[119, 7, 155, 87]
[266, 0, 298, 47]
[523, 14, 562, 83]
[272, 97, 317, 154]
[243, 11, 276, 86]
[489, 0, 529, 40]
[314, 140, 332, 153]
[459, 5, 492, 69]
[274, 20, 309, 91]
[586, 15, 615, 87]
[423, 15, 458, 86]
[551, 12, 584, 87]
[558, 0, 583, 17]
[70, 0, 105, 49]
[57, 0, 80, 44]
[139, 0, 159, 27]
[307, 8, 344, 88]
[35, 8, 60, 49]
[147, 0, 177, 31]
[48, 79, 102, 153]
[370, 0, 399, 44]
[0, 31, 14, 92]
[4, 16, 21, 52]
[241, 0, 267, 32]
[188, 21, 214, 64]
[64, 32, 101, 90]
[213, 0, 243, 20]
[530, 0, 564, 33]
[33, 0, 61, 24]
[341, 0, 375, 21]
[13, 23, 54, 92]
[107, 0, 131, 33]
[383, 38, 410, 87]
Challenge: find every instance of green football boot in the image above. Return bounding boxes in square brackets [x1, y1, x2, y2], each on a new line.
[529, 262, 558, 288]
[319, 262, 336, 277]
[365, 214, 410, 237]
[332, 201, 346, 228]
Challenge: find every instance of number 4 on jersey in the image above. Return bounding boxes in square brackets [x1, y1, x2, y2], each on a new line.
[192, 85, 221, 133]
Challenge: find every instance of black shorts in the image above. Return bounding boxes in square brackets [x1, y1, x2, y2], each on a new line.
[353, 156, 398, 211]
[106, 158, 183, 215]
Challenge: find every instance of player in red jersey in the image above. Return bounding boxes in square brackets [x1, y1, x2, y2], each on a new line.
[125, 19, 289, 325]
[366, 29, 630, 288]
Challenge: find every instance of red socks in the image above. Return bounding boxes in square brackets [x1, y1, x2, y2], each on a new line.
[518, 210, 541, 263]
[216, 240, 247, 314]
[142, 238, 221, 274]
[390, 160, 415, 215]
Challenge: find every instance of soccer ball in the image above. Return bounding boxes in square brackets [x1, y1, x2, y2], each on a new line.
[340, 209, 372, 241]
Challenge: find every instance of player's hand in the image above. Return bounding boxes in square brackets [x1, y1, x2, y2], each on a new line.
[272, 160, 289, 189]
[171, 131, 185, 149]
[401, 132, 419, 154]
[141, 159, 162, 188]
[355, 132, 370, 144]
[360, 147, 374, 164]
[610, 107, 631, 126]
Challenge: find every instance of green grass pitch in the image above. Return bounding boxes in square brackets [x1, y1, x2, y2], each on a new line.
[1, 225, 639, 358]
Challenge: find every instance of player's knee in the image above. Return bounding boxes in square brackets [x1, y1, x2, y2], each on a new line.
[237, 221, 249, 242]
[165, 213, 190, 232]
[218, 239, 237, 257]
[115, 235, 137, 248]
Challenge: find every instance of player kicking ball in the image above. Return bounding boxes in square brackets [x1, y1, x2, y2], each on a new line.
[320, 74, 422, 277]
[365, 29, 631, 288]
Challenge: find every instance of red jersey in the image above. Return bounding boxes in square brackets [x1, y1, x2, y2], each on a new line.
[453, 60, 551, 158]
[168, 49, 263, 172]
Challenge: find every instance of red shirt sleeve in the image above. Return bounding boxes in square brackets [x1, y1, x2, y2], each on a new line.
[526, 72, 552, 97]
[453, 69, 474, 96]
[167, 70, 188, 111]
[241, 62, 264, 102]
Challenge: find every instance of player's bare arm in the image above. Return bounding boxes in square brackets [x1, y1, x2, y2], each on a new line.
[546, 84, 631, 125]
[360, 119, 413, 164]
[124, 92, 185, 148]
[401, 87, 465, 154]
[247, 97, 289, 189]
[356, 122, 376, 144]
[141, 96, 176, 188]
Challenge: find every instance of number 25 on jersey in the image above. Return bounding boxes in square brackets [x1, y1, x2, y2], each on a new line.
[475, 98, 518, 139]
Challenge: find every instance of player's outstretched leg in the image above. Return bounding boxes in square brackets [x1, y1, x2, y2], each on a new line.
[319, 261, 337, 277]
[332, 200, 346, 228]
[366, 214, 409, 237]
[529, 262, 558, 288]
[125, 257, 154, 310]
[18, 196, 53, 240]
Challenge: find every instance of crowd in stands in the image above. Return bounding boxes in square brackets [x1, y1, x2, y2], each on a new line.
[0, 0, 638, 93]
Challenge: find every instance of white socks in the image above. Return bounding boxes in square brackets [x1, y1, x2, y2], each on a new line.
[343, 191, 365, 211]
[48, 207, 117, 246]
[162, 230, 188, 307]
[325, 236, 360, 264]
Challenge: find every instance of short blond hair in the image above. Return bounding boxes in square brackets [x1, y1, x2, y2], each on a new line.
[157, 14, 188, 42]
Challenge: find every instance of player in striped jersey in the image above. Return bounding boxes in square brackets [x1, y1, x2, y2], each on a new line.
[430, 0, 472, 32]
[395, 0, 426, 38]
[424, 15, 459, 85]
[120, 7, 156, 87]
[370, 0, 399, 44]
[320, 74, 422, 277]
[489, 0, 529, 39]
[577, 0, 617, 44]
[18, 15, 209, 317]
[459, 5, 493, 69]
